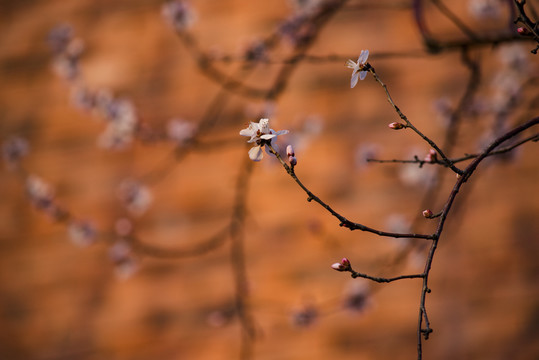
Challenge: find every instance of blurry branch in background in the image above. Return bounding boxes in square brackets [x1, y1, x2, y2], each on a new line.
[2, 0, 539, 359]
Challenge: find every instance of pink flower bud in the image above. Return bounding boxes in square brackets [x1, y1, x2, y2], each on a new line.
[331, 257, 351, 272]
[424, 149, 437, 163]
[422, 209, 433, 218]
[288, 155, 297, 166]
[286, 144, 295, 157]
[388, 122, 405, 130]
[517, 27, 529, 35]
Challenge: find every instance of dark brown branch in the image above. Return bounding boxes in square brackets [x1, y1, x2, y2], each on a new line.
[267, 144, 436, 240]
[367, 133, 539, 166]
[367, 66, 464, 175]
[416, 116, 539, 359]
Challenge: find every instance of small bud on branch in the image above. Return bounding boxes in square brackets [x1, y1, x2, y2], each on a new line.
[388, 122, 406, 130]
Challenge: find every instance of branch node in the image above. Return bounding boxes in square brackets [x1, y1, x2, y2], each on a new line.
[421, 328, 433, 340]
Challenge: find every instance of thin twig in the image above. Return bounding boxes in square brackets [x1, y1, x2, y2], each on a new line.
[267, 143, 436, 240]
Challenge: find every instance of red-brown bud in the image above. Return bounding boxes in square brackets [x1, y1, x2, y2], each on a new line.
[388, 122, 405, 130]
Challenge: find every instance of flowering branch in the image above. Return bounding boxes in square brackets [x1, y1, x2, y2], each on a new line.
[331, 258, 425, 283]
[263, 141, 436, 241]
[514, 0, 539, 53]
[366, 132, 539, 167]
[415, 115, 539, 358]
[366, 65, 465, 175]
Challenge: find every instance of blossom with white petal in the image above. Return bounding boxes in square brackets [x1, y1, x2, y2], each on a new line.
[117, 179, 153, 216]
[346, 50, 369, 88]
[239, 118, 289, 161]
[162, 1, 196, 32]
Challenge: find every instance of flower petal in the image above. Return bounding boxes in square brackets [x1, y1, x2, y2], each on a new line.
[358, 49, 369, 64]
[346, 59, 358, 70]
[274, 129, 289, 136]
[239, 128, 253, 136]
[248, 145, 264, 161]
[266, 142, 278, 155]
[351, 72, 360, 88]
[359, 70, 368, 81]
[260, 133, 277, 140]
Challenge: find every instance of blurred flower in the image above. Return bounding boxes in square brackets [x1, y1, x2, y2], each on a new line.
[162, 1, 196, 32]
[468, 0, 502, 20]
[206, 306, 236, 328]
[288, 0, 322, 13]
[50, 35, 84, 81]
[2, 136, 29, 168]
[47, 24, 73, 55]
[278, 12, 315, 46]
[26, 175, 54, 210]
[432, 97, 453, 128]
[109, 241, 138, 279]
[70, 86, 96, 111]
[290, 303, 318, 328]
[354, 143, 379, 170]
[167, 118, 196, 145]
[115, 217, 134, 237]
[343, 281, 371, 314]
[117, 179, 153, 216]
[239, 118, 289, 161]
[68, 220, 97, 247]
[243, 39, 268, 63]
[497, 43, 530, 71]
[97, 98, 138, 149]
[386, 214, 412, 249]
[286, 115, 324, 155]
[346, 50, 369, 88]
[398, 149, 437, 187]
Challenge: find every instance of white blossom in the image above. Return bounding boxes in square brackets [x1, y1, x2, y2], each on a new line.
[468, 0, 502, 20]
[162, 1, 196, 31]
[167, 118, 196, 145]
[346, 50, 369, 88]
[117, 179, 153, 216]
[109, 241, 138, 279]
[68, 220, 97, 247]
[239, 118, 289, 161]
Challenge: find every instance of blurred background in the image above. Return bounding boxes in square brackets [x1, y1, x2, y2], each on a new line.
[1, 0, 538, 359]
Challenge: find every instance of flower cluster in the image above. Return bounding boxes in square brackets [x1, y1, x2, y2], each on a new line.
[25, 175, 67, 220]
[240, 118, 289, 161]
[48, 26, 140, 150]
